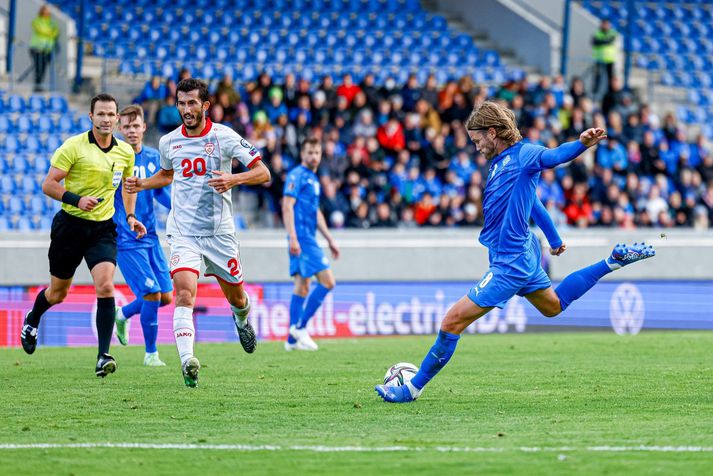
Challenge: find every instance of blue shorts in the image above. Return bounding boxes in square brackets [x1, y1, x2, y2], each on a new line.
[117, 243, 173, 298]
[289, 239, 330, 278]
[467, 235, 551, 309]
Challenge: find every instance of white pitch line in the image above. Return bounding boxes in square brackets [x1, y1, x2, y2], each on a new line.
[0, 443, 712, 453]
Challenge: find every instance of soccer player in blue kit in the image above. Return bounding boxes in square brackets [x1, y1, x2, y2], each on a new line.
[282, 137, 340, 351]
[376, 101, 655, 403]
[113, 105, 173, 366]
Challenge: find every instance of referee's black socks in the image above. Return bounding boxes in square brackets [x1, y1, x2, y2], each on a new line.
[96, 297, 116, 356]
[28, 288, 52, 327]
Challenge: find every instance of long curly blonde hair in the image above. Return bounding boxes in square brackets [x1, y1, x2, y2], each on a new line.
[465, 101, 522, 146]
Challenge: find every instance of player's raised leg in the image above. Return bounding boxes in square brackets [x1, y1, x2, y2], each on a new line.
[22, 275, 72, 354]
[526, 242, 656, 317]
[376, 295, 492, 403]
[286, 275, 309, 351]
[218, 280, 256, 354]
[173, 269, 200, 387]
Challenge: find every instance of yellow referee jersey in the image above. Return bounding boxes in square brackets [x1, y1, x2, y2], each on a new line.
[50, 131, 135, 221]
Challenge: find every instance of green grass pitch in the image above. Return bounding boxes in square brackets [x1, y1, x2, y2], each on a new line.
[1, 332, 712, 475]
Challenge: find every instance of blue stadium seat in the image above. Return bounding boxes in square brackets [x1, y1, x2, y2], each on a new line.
[34, 154, 50, 173]
[0, 175, 15, 194]
[8, 196, 24, 214]
[12, 155, 29, 174]
[6, 95, 25, 113]
[0, 116, 10, 134]
[28, 95, 46, 113]
[0, 216, 10, 232]
[46, 135, 64, 153]
[16, 115, 32, 134]
[16, 216, 32, 232]
[48, 95, 69, 114]
[25, 136, 42, 154]
[3, 135, 21, 154]
[20, 176, 37, 194]
[37, 116, 55, 134]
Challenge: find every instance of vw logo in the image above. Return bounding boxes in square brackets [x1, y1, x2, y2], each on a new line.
[609, 283, 645, 335]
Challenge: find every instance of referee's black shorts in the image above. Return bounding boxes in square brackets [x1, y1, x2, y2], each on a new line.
[48, 210, 118, 280]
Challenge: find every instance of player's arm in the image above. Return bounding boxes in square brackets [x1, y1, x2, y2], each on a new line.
[282, 195, 301, 256]
[536, 128, 607, 170]
[42, 166, 101, 212]
[531, 199, 565, 256]
[125, 168, 174, 193]
[317, 210, 340, 259]
[121, 183, 147, 239]
[207, 161, 271, 194]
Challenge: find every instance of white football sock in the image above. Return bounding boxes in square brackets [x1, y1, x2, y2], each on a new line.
[173, 306, 195, 365]
[116, 306, 126, 321]
[231, 293, 251, 329]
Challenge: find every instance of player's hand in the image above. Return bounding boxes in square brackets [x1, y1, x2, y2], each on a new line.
[125, 176, 142, 194]
[328, 240, 340, 259]
[289, 237, 301, 256]
[128, 216, 147, 239]
[207, 170, 235, 194]
[579, 128, 607, 147]
[78, 196, 101, 211]
[549, 243, 567, 256]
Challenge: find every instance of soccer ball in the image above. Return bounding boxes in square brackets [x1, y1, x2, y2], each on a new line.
[383, 362, 418, 387]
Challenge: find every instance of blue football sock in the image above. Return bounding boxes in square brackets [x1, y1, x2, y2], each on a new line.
[410, 330, 460, 390]
[122, 298, 143, 319]
[555, 259, 612, 311]
[288, 294, 305, 344]
[139, 299, 161, 353]
[297, 284, 330, 329]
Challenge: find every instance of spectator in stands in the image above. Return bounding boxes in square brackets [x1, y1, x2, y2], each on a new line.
[29, 4, 59, 92]
[601, 76, 626, 118]
[215, 74, 240, 105]
[591, 18, 618, 96]
[135, 76, 167, 124]
[337, 74, 362, 107]
[156, 95, 182, 133]
[376, 117, 405, 155]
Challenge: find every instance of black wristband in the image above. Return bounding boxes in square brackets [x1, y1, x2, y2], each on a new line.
[61, 191, 82, 207]
[126, 213, 137, 223]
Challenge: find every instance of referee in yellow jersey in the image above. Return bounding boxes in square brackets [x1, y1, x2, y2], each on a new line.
[21, 93, 147, 378]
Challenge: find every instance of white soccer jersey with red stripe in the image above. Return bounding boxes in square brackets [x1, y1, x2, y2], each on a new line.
[159, 119, 261, 236]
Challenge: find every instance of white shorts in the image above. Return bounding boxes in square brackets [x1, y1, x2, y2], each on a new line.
[167, 234, 244, 286]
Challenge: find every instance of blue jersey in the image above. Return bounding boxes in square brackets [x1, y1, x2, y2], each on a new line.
[480, 140, 585, 255]
[114, 146, 171, 250]
[284, 165, 320, 242]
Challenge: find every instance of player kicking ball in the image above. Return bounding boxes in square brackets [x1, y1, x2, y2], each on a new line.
[282, 138, 340, 351]
[376, 101, 655, 403]
[112, 105, 173, 367]
[126, 79, 271, 387]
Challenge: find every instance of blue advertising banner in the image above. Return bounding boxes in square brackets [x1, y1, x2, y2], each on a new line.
[1, 281, 712, 347]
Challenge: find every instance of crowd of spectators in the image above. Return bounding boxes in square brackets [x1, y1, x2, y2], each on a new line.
[134, 69, 713, 231]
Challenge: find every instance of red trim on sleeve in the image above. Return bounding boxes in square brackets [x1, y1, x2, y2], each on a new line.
[247, 156, 262, 168]
[181, 118, 213, 138]
[170, 267, 200, 278]
[204, 273, 244, 286]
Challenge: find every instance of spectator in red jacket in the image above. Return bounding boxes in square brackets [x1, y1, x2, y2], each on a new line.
[336, 73, 362, 107]
[376, 117, 406, 154]
[564, 183, 593, 227]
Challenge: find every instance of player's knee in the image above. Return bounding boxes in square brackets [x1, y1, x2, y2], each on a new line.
[541, 301, 562, 318]
[322, 278, 336, 290]
[95, 282, 114, 298]
[175, 289, 194, 307]
[160, 293, 173, 306]
[143, 292, 161, 302]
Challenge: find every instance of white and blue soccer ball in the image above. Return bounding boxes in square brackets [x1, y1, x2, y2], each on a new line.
[383, 362, 418, 387]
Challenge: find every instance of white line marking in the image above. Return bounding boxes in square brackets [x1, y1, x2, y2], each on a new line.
[0, 443, 711, 453]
